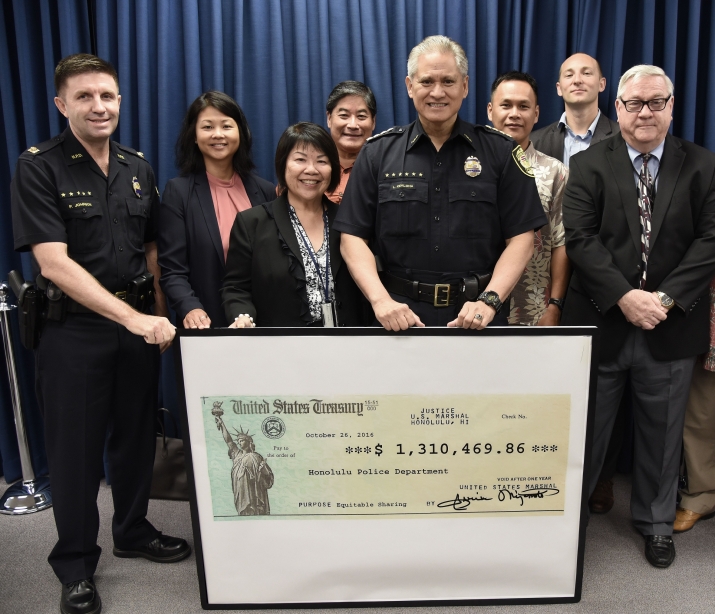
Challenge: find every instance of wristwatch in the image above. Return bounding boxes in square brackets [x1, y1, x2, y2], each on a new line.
[656, 291, 675, 310]
[548, 297, 565, 311]
[477, 291, 503, 314]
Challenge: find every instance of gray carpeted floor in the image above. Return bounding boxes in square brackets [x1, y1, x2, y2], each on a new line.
[1, 474, 714, 613]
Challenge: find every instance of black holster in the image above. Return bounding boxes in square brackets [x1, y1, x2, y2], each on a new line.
[456, 273, 493, 310]
[8, 270, 43, 350]
[126, 272, 155, 312]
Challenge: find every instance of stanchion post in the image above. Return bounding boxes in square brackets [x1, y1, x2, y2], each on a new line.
[0, 281, 52, 514]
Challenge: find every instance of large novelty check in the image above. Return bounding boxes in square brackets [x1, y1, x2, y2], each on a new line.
[202, 393, 570, 519]
[178, 330, 597, 607]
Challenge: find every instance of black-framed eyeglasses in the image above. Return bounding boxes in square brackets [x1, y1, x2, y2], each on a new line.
[619, 95, 672, 113]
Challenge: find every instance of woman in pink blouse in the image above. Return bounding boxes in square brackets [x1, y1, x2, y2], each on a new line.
[158, 92, 275, 328]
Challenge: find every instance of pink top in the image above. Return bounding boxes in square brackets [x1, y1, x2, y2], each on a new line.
[206, 171, 252, 261]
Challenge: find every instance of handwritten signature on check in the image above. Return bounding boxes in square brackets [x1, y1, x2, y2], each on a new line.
[437, 487, 560, 511]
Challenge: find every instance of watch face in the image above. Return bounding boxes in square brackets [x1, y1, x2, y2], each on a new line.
[658, 292, 674, 308]
[478, 291, 502, 313]
[658, 292, 675, 307]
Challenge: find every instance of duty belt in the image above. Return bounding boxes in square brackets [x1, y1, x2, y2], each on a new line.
[380, 272, 459, 307]
[66, 290, 128, 314]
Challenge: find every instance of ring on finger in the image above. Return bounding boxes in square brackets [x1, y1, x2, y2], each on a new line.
[474, 313, 483, 321]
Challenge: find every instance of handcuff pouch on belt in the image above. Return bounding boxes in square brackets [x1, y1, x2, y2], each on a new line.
[455, 274, 492, 310]
[126, 272, 156, 313]
[8, 270, 43, 350]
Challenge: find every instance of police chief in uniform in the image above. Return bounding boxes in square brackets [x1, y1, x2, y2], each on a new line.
[335, 36, 546, 329]
[11, 54, 189, 614]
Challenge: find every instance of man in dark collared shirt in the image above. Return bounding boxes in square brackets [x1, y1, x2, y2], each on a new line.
[11, 54, 189, 614]
[335, 35, 545, 329]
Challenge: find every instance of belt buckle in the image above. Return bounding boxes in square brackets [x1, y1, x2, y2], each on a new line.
[115, 291, 127, 300]
[433, 283, 451, 307]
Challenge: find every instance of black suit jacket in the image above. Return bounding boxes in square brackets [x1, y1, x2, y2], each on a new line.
[158, 171, 275, 327]
[561, 132, 715, 362]
[221, 194, 371, 327]
[531, 112, 620, 161]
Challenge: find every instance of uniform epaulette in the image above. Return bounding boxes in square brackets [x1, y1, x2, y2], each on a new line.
[366, 126, 406, 142]
[116, 143, 147, 160]
[20, 135, 64, 159]
[480, 125, 515, 141]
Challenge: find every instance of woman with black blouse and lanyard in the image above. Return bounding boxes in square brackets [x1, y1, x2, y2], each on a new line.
[222, 122, 370, 328]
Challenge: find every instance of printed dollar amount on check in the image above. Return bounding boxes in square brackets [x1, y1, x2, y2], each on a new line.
[201, 394, 570, 519]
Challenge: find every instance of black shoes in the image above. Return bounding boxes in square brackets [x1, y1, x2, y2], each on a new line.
[644, 535, 675, 568]
[60, 578, 101, 614]
[113, 532, 191, 563]
[588, 479, 615, 514]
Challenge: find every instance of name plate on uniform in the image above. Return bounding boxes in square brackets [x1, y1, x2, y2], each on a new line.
[176, 328, 597, 608]
[202, 394, 569, 520]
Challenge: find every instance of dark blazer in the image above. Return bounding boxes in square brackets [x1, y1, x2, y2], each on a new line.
[222, 194, 371, 327]
[531, 112, 620, 161]
[561, 132, 715, 362]
[158, 171, 275, 327]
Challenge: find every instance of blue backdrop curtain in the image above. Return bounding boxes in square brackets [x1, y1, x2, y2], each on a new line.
[1, 0, 715, 480]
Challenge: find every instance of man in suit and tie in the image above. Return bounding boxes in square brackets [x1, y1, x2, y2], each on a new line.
[562, 65, 715, 568]
[534, 53, 622, 515]
[531, 53, 619, 166]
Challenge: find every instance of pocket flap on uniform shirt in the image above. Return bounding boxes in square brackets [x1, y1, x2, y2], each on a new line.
[126, 197, 150, 218]
[448, 182, 496, 203]
[378, 180, 429, 203]
[60, 199, 102, 219]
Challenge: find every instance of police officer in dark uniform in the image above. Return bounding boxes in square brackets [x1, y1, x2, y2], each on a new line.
[335, 36, 546, 329]
[10, 54, 189, 614]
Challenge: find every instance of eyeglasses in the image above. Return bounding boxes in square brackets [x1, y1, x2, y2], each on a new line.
[619, 95, 672, 113]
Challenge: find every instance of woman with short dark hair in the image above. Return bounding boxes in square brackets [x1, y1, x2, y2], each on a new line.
[222, 122, 370, 327]
[158, 91, 275, 328]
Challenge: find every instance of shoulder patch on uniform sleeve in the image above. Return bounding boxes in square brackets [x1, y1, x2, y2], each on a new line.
[366, 126, 404, 142]
[512, 144, 535, 178]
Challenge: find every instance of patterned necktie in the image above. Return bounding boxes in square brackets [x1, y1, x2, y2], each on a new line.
[637, 153, 653, 289]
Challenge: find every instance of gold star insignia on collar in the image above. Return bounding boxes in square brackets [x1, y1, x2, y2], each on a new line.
[27, 146, 40, 154]
[136, 151, 144, 158]
[61, 193, 66, 198]
[69, 192, 74, 196]
[87, 191, 91, 195]
[398, 172, 403, 176]
[418, 173, 423, 177]
[82, 192, 86, 195]
[385, 173, 389, 178]
[412, 172, 416, 176]
[391, 173, 396, 177]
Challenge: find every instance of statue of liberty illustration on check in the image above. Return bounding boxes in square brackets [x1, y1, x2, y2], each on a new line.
[211, 401, 274, 515]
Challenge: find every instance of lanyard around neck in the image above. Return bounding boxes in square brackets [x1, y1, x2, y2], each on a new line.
[289, 205, 331, 303]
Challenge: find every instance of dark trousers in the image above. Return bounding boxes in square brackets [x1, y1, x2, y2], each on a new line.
[36, 314, 160, 584]
[588, 327, 696, 535]
[597, 378, 631, 481]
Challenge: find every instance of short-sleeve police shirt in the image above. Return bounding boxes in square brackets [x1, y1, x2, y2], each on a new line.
[334, 117, 546, 282]
[11, 128, 159, 293]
